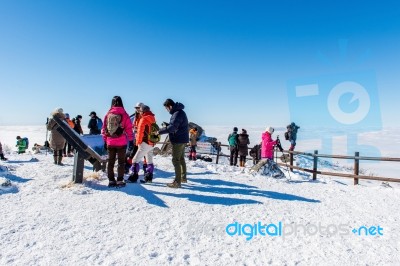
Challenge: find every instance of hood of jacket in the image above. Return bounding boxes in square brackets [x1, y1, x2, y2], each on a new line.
[169, 102, 185, 115]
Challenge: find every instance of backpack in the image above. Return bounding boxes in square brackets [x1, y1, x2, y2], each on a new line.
[228, 133, 238, 146]
[148, 122, 161, 143]
[96, 118, 103, 131]
[106, 113, 123, 137]
[22, 137, 29, 149]
[284, 131, 290, 140]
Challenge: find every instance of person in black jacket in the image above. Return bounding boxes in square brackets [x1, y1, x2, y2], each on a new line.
[88, 111, 101, 135]
[158, 98, 189, 188]
[73, 115, 83, 135]
[237, 128, 250, 167]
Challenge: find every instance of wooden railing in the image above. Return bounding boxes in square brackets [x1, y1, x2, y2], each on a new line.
[214, 142, 400, 185]
[158, 140, 400, 185]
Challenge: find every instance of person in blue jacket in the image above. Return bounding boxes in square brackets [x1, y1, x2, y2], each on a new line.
[158, 98, 189, 188]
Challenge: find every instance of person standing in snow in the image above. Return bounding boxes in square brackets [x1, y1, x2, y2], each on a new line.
[286, 122, 300, 151]
[0, 141, 7, 160]
[63, 113, 75, 157]
[188, 127, 198, 160]
[102, 96, 134, 187]
[88, 111, 101, 135]
[227, 127, 239, 166]
[127, 105, 157, 183]
[237, 128, 250, 167]
[158, 98, 189, 188]
[73, 115, 83, 135]
[47, 108, 67, 165]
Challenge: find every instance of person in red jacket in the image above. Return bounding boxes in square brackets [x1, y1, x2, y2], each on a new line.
[127, 105, 157, 183]
[102, 96, 134, 187]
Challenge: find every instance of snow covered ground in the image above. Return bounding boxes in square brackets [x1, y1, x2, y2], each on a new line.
[1, 126, 400, 265]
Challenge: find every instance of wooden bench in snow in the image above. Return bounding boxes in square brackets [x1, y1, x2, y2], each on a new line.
[52, 114, 105, 183]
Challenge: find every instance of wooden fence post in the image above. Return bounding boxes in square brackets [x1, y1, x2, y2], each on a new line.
[289, 151, 294, 172]
[313, 150, 318, 180]
[354, 151, 359, 185]
[216, 142, 221, 164]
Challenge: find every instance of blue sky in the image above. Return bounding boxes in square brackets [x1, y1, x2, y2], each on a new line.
[0, 0, 399, 128]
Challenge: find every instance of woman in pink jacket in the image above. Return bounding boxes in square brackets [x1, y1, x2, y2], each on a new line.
[261, 126, 277, 160]
[102, 96, 134, 187]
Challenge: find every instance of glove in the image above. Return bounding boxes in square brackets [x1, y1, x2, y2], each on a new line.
[128, 140, 134, 151]
[104, 143, 107, 150]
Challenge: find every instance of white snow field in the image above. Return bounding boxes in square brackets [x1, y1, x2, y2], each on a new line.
[1, 126, 400, 265]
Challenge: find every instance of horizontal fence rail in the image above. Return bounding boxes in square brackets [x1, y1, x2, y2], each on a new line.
[179, 141, 399, 185]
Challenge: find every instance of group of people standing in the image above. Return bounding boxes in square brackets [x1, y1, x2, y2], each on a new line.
[228, 123, 300, 167]
[101, 96, 189, 188]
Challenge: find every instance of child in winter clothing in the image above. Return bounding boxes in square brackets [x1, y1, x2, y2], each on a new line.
[237, 129, 250, 167]
[128, 105, 157, 183]
[227, 127, 239, 166]
[188, 127, 198, 160]
[102, 96, 134, 187]
[16, 136, 28, 154]
[261, 127, 277, 160]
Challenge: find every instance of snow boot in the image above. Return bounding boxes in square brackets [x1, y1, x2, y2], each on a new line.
[127, 163, 139, 183]
[116, 177, 126, 187]
[57, 156, 63, 166]
[0, 153, 7, 161]
[53, 155, 58, 165]
[108, 179, 117, 187]
[141, 164, 154, 183]
[167, 181, 181, 188]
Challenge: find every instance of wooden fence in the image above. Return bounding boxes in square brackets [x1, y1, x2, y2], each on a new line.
[213, 142, 400, 185]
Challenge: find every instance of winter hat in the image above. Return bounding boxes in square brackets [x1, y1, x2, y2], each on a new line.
[140, 105, 150, 112]
[16, 136, 21, 140]
[65, 113, 70, 119]
[233, 127, 238, 132]
[135, 102, 144, 108]
[89, 111, 96, 116]
[266, 126, 274, 134]
[54, 107, 63, 114]
[242, 129, 247, 134]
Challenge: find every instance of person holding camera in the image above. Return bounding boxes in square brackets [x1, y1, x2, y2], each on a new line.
[158, 98, 189, 188]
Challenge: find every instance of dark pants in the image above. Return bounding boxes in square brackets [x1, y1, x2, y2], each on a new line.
[107, 146, 127, 181]
[229, 146, 238, 166]
[172, 143, 187, 184]
[239, 155, 246, 164]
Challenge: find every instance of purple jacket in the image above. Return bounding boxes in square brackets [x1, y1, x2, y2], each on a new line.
[261, 132, 277, 159]
[102, 106, 133, 147]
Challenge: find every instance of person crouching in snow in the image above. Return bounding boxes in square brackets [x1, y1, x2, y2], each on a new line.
[250, 126, 284, 178]
[261, 127, 276, 160]
[188, 127, 198, 160]
[127, 105, 156, 183]
[16, 136, 28, 154]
